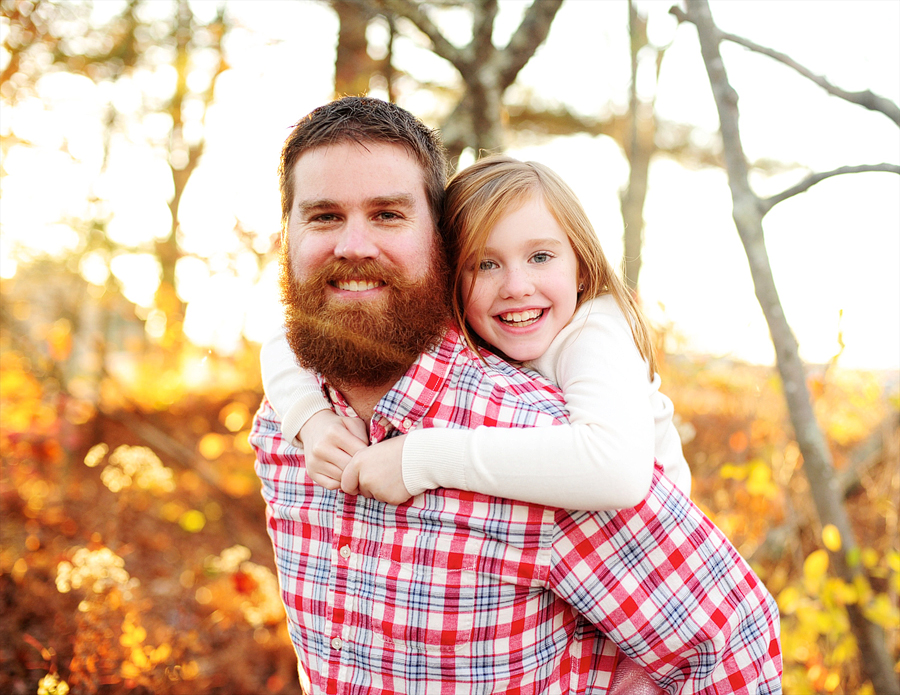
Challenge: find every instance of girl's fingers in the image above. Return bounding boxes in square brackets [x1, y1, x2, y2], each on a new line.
[340, 459, 361, 496]
[342, 417, 369, 443]
[309, 472, 342, 490]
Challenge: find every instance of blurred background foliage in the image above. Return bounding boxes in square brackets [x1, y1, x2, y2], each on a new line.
[1, 1, 898, 694]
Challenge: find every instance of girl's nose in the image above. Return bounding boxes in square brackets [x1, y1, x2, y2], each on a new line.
[499, 267, 535, 299]
[334, 217, 379, 261]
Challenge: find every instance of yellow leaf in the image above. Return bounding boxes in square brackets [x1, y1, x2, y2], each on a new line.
[863, 594, 900, 629]
[179, 510, 206, 533]
[823, 672, 840, 692]
[152, 643, 172, 663]
[861, 547, 879, 569]
[121, 662, 141, 679]
[198, 433, 227, 460]
[821, 524, 841, 552]
[886, 550, 899, 573]
[804, 549, 829, 582]
[720, 463, 747, 480]
[777, 586, 801, 614]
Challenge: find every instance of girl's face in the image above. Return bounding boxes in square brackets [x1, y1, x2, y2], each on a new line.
[461, 196, 580, 362]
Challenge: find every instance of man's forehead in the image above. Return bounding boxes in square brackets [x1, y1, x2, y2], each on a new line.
[293, 140, 424, 181]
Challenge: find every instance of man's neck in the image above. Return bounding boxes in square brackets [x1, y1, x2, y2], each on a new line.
[340, 378, 400, 427]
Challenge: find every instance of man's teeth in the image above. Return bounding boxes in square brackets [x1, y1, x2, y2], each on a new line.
[499, 309, 543, 326]
[336, 280, 383, 291]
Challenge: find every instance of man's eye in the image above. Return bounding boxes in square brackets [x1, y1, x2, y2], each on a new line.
[312, 213, 338, 223]
[376, 211, 400, 221]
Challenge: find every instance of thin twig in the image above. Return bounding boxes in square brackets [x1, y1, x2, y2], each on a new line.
[669, 5, 900, 126]
[761, 163, 900, 214]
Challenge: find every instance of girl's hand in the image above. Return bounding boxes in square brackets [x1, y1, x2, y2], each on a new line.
[299, 411, 369, 490]
[341, 435, 411, 506]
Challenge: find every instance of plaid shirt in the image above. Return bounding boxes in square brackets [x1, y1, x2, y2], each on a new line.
[251, 326, 782, 694]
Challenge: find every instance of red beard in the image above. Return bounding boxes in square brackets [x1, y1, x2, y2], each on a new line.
[279, 253, 450, 389]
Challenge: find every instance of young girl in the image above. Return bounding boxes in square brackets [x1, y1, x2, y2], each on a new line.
[261, 155, 690, 510]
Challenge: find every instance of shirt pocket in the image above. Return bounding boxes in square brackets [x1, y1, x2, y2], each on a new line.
[370, 531, 477, 654]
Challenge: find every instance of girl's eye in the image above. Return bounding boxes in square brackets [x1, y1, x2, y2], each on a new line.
[478, 259, 498, 271]
[531, 252, 553, 264]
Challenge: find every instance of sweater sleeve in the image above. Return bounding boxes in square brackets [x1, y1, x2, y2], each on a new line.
[401, 303, 657, 510]
[259, 328, 331, 444]
[648, 373, 693, 496]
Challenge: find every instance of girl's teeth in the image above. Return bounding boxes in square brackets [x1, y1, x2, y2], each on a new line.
[500, 309, 543, 325]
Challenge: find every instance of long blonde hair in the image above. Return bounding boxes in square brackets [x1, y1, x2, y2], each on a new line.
[443, 154, 657, 376]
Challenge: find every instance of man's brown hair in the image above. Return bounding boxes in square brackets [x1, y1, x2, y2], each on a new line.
[279, 96, 449, 238]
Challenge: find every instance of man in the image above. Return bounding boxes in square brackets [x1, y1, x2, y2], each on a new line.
[250, 96, 782, 694]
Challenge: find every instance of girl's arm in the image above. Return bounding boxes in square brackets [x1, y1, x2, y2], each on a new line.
[402, 306, 658, 510]
[260, 328, 332, 444]
[260, 329, 368, 487]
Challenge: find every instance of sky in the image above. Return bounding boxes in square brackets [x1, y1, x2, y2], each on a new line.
[1, 0, 898, 370]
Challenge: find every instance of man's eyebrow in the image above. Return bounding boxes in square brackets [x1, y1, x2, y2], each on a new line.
[297, 194, 416, 214]
[297, 199, 338, 214]
[368, 194, 416, 209]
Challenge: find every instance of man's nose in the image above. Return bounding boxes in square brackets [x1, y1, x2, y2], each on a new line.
[334, 217, 379, 260]
[499, 267, 535, 299]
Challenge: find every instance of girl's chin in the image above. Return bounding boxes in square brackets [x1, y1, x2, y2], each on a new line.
[497, 342, 544, 363]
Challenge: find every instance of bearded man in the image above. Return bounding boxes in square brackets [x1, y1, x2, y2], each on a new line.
[250, 96, 782, 694]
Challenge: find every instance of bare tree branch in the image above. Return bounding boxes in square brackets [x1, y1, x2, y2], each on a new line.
[670, 5, 900, 126]
[761, 163, 900, 215]
[683, 1, 900, 691]
[472, 0, 498, 66]
[496, 0, 564, 88]
[379, 0, 466, 71]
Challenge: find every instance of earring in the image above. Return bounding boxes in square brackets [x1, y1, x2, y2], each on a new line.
[578, 283, 585, 292]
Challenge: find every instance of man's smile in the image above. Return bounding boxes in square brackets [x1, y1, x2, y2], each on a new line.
[333, 279, 386, 291]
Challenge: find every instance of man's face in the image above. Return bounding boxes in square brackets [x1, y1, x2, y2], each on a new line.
[280, 141, 449, 388]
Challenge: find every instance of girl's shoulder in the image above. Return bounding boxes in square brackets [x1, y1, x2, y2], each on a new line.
[578, 294, 626, 320]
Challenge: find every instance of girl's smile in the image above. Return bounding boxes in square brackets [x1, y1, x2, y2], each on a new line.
[462, 195, 580, 362]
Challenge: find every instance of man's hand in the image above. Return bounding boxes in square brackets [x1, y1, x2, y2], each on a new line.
[341, 435, 411, 505]
[299, 411, 369, 490]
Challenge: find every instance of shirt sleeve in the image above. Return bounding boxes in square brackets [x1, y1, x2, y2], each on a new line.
[548, 467, 783, 693]
[401, 308, 656, 510]
[259, 328, 331, 444]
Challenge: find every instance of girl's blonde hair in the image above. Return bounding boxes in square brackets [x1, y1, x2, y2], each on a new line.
[443, 154, 657, 376]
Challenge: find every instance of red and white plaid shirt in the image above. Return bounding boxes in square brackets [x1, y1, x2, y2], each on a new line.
[251, 326, 782, 694]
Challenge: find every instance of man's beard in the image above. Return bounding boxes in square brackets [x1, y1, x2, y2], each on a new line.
[279, 252, 450, 389]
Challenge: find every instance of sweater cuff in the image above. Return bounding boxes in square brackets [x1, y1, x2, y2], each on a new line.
[402, 428, 470, 496]
[281, 399, 330, 445]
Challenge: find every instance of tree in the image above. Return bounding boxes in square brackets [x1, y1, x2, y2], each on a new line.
[2, 0, 231, 372]
[671, 2, 900, 692]
[376, 0, 564, 163]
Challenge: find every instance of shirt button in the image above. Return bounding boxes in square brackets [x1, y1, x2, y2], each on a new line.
[331, 637, 343, 650]
[402, 418, 412, 430]
[339, 545, 351, 559]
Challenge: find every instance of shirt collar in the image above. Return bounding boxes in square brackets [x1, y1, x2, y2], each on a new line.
[323, 325, 466, 441]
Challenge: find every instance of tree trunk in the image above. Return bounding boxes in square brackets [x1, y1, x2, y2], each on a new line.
[377, 0, 563, 165]
[684, 2, 899, 692]
[333, 0, 377, 97]
[620, 0, 652, 293]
